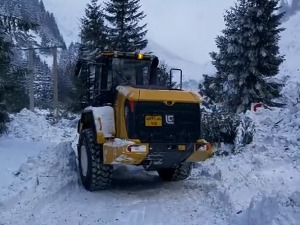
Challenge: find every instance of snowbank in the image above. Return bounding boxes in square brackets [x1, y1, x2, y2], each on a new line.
[192, 13, 300, 222]
[198, 105, 300, 220]
[230, 192, 300, 225]
[6, 108, 78, 144]
[0, 138, 54, 189]
[0, 141, 78, 224]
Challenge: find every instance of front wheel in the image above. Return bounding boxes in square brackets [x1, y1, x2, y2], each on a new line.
[157, 162, 192, 181]
[78, 129, 113, 191]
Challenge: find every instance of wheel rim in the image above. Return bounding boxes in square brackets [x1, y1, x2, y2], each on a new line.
[80, 145, 88, 177]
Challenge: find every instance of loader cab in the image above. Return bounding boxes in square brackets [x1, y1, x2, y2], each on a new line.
[75, 52, 159, 108]
[110, 55, 158, 87]
[97, 52, 159, 88]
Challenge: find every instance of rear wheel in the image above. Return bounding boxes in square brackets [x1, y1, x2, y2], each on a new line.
[78, 128, 113, 191]
[157, 162, 193, 181]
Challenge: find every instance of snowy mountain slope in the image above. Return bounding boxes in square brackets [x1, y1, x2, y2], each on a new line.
[42, 0, 234, 80]
[146, 40, 216, 81]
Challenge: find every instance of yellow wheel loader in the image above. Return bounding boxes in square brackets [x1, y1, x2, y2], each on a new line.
[75, 51, 212, 191]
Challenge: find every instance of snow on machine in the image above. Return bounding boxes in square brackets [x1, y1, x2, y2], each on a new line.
[74, 51, 212, 191]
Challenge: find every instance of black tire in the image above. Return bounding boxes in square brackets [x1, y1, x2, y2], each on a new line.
[157, 162, 193, 181]
[78, 128, 113, 191]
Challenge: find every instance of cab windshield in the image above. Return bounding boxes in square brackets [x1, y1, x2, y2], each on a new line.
[112, 58, 151, 86]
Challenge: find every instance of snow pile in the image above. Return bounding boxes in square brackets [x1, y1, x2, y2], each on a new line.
[198, 105, 300, 222]
[230, 192, 300, 225]
[7, 108, 77, 143]
[0, 142, 78, 224]
[0, 139, 54, 189]
[195, 14, 300, 221]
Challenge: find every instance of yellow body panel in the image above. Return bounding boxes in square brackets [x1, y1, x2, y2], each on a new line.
[96, 132, 106, 144]
[184, 151, 212, 162]
[113, 85, 203, 139]
[80, 85, 212, 165]
[103, 142, 149, 164]
[116, 86, 202, 103]
[185, 139, 213, 162]
[114, 90, 129, 139]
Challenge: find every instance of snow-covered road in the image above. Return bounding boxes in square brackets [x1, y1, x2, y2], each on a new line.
[0, 139, 230, 225]
[1, 107, 300, 225]
[0, 109, 232, 225]
[0, 147, 229, 225]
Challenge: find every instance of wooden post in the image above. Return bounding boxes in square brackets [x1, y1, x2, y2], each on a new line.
[28, 48, 34, 111]
[18, 45, 65, 114]
[52, 47, 58, 111]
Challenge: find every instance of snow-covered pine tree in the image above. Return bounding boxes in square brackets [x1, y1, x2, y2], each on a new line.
[3, 68, 29, 112]
[0, 28, 11, 133]
[104, 0, 148, 52]
[34, 55, 53, 109]
[80, 0, 108, 59]
[0, 12, 38, 132]
[157, 61, 176, 88]
[58, 42, 80, 108]
[203, 0, 285, 113]
[0, 15, 30, 113]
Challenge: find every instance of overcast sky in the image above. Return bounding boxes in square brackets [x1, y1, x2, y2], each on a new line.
[43, 0, 235, 78]
[141, 0, 234, 63]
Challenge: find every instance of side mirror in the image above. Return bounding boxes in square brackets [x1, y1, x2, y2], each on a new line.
[170, 68, 183, 89]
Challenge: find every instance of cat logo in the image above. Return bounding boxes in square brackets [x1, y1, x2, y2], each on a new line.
[165, 115, 175, 125]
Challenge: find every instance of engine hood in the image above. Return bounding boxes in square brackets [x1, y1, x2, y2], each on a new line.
[116, 85, 203, 103]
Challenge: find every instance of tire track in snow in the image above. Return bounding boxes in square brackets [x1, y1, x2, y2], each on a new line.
[30, 166, 233, 225]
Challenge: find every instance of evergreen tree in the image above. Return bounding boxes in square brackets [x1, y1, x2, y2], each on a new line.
[58, 42, 80, 108]
[80, 0, 107, 59]
[0, 12, 39, 132]
[3, 68, 29, 112]
[203, 0, 285, 113]
[34, 56, 53, 109]
[0, 28, 11, 133]
[104, 0, 148, 52]
[157, 61, 176, 88]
